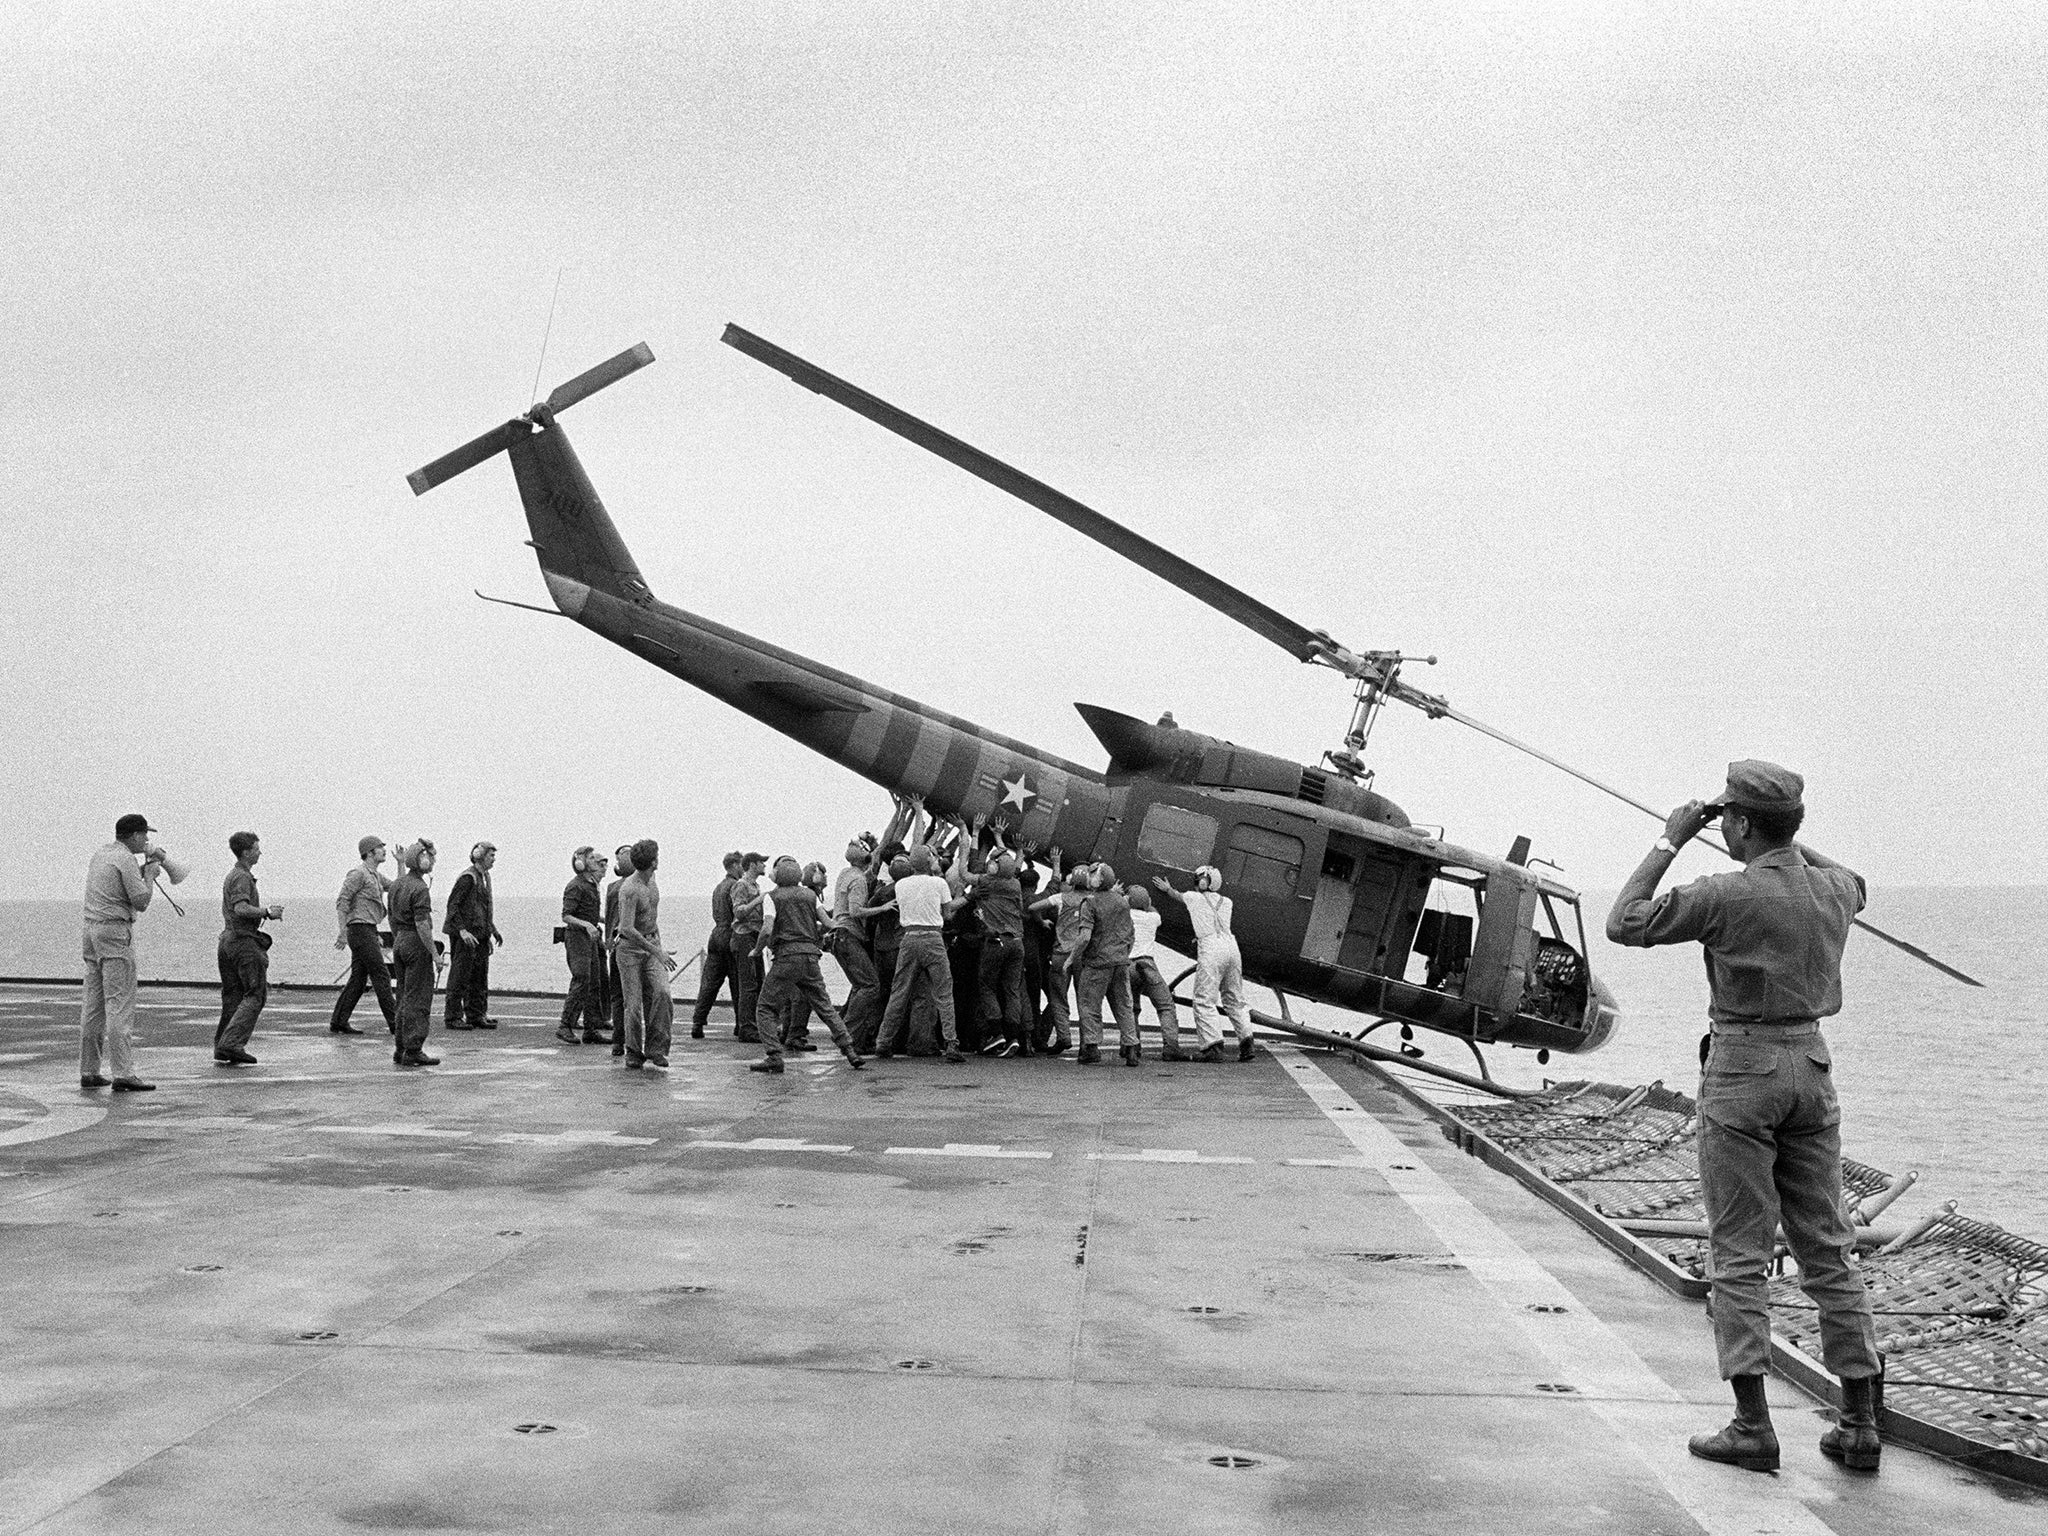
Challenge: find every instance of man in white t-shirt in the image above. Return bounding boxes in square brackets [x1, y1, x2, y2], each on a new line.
[1124, 884, 1187, 1060]
[1151, 866, 1256, 1062]
[873, 846, 967, 1062]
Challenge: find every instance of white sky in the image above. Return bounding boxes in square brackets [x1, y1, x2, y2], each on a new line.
[3, 3, 2042, 922]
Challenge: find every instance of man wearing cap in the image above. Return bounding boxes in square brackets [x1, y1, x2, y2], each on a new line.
[1607, 760, 1883, 1475]
[689, 852, 745, 1041]
[79, 814, 170, 1092]
[216, 831, 282, 1067]
[442, 842, 503, 1032]
[330, 836, 397, 1036]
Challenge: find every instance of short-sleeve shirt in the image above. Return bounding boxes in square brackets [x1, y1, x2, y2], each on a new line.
[83, 844, 153, 925]
[831, 866, 871, 940]
[222, 865, 263, 935]
[893, 873, 952, 929]
[730, 873, 766, 935]
[1129, 907, 1163, 963]
[1607, 846, 1865, 1024]
[390, 873, 434, 941]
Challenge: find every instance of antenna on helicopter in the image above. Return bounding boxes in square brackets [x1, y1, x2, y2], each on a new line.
[406, 342, 655, 496]
[720, 322, 1982, 988]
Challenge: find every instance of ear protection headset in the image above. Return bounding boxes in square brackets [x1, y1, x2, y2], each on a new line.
[571, 845, 596, 874]
[1195, 865, 1222, 893]
[471, 842, 493, 865]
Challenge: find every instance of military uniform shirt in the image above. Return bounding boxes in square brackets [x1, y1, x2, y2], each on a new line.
[1608, 846, 1865, 1023]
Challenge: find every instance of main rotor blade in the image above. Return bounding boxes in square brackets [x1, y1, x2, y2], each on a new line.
[406, 419, 529, 497]
[545, 341, 655, 415]
[722, 323, 1327, 663]
[1437, 698, 1984, 987]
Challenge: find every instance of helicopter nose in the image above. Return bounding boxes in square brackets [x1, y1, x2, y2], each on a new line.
[1580, 973, 1621, 1052]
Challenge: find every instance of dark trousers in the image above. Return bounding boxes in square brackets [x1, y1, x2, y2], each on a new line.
[876, 930, 958, 1053]
[978, 936, 1027, 1042]
[1022, 928, 1046, 1043]
[392, 936, 434, 1056]
[830, 931, 882, 1053]
[215, 934, 269, 1052]
[950, 935, 984, 1048]
[332, 924, 396, 1031]
[444, 937, 490, 1027]
[692, 927, 739, 1028]
[560, 934, 608, 1038]
[732, 930, 763, 1033]
[758, 952, 853, 1061]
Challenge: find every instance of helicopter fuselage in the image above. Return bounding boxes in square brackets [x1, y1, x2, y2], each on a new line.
[513, 411, 1616, 1057]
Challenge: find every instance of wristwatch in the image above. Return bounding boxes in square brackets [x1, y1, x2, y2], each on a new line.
[1653, 836, 1680, 855]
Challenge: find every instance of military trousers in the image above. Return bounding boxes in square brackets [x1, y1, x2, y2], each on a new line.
[1128, 957, 1183, 1053]
[618, 949, 674, 1065]
[80, 921, 140, 1081]
[876, 929, 957, 1053]
[1076, 961, 1136, 1050]
[391, 935, 436, 1057]
[216, 934, 269, 1053]
[1697, 1024, 1880, 1380]
[977, 935, 1027, 1041]
[1191, 939, 1252, 1047]
[757, 952, 853, 1062]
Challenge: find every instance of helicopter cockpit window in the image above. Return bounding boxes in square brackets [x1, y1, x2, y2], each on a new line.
[1136, 803, 1218, 872]
[1223, 825, 1304, 897]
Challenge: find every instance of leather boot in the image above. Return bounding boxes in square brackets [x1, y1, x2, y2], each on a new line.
[1688, 1374, 1779, 1472]
[1820, 1375, 1882, 1471]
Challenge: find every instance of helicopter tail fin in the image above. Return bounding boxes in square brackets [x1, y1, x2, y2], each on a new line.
[405, 344, 658, 606]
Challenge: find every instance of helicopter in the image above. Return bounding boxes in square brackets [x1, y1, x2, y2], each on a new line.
[407, 330, 1977, 1068]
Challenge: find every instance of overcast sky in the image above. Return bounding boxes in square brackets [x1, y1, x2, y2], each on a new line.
[3, 3, 2042, 929]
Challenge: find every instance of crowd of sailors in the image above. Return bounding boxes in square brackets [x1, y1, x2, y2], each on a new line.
[75, 806, 1259, 1091]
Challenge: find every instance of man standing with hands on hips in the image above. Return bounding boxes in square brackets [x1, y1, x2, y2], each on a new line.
[1606, 760, 1882, 1476]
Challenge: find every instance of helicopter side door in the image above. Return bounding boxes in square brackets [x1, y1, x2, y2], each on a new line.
[1217, 811, 1324, 963]
[1463, 868, 1539, 1023]
[1302, 834, 1433, 978]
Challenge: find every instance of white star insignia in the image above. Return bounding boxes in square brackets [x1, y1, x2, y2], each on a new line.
[1000, 772, 1036, 812]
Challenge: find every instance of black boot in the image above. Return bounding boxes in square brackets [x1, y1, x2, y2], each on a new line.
[1688, 1374, 1779, 1472]
[1820, 1375, 1882, 1471]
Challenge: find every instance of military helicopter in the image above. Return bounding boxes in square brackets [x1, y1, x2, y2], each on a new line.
[407, 331, 1976, 1070]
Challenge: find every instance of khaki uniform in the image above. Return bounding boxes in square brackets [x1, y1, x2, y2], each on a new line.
[1611, 845, 1880, 1380]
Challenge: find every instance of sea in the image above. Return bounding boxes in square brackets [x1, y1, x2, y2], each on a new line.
[4, 885, 2041, 1240]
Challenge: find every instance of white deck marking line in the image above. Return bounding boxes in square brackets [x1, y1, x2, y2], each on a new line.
[492, 1130, 658, 1147]
[1086, 1149, 1254, 1165]
[683, 1137, 853, 1153]
[0, 1084, 106, 1147]
[1280, 1157, 1377, 1168]
[883, 1143, 1053, 1160]
[1278, 1045, 1840, 1536]
[308, 1124, 471, 1140]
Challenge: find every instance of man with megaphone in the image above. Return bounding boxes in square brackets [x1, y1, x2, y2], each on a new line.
[79, 813, 172, 1092]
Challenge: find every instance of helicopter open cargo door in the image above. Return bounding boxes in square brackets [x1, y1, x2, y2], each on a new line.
[1464, 869, 1539, 1023]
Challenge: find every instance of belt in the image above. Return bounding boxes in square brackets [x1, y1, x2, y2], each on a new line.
[1710, 1018, 1820, 1039]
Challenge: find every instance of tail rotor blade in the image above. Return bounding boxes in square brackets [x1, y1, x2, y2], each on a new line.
[406, 420, 529, 497]
[545, 342, 655, 415]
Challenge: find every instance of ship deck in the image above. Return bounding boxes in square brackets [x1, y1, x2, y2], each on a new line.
[2, 981, 2040, 1535]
